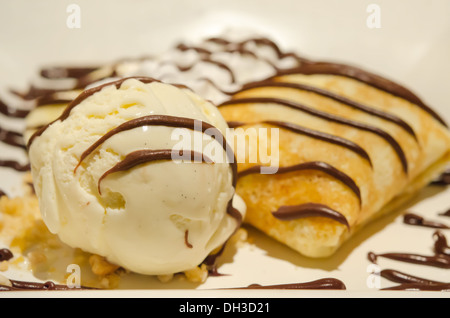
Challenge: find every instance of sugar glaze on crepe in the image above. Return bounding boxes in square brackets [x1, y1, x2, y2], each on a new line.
[218, 60, 450, 258]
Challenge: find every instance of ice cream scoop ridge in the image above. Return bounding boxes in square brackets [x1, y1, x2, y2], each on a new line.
[27, 77, 245, 275]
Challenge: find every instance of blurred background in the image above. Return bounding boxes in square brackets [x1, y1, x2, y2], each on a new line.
[0, 0, 449, 116]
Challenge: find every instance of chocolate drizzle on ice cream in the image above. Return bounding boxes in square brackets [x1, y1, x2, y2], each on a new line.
[73, 114, 237, 186]
[31, 77, 241, 230]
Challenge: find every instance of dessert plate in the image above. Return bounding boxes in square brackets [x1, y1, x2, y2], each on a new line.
[0, 0, 449, 297]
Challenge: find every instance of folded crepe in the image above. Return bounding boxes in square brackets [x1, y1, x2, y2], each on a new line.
[218, 61, 450, 258]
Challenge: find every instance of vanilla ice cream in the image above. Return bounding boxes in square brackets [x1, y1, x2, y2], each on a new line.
[27, 77, 245, 275]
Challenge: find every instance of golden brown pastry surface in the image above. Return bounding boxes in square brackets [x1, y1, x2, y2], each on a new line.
[218, 62, 450, 257]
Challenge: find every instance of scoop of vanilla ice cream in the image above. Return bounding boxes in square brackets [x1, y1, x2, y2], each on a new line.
[27, 78, 245, 275]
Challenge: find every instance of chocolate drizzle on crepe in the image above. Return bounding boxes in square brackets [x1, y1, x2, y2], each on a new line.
[237, 162, 359, 227]
[231, 120, 373, 167]
[277, 62, 448, 128]
[219, 91, 409, 229]
[239, 161, 361, 204]
[272, 203, 350, 228]
[220, 96, 409, 174]
[233, 80, 418, 140]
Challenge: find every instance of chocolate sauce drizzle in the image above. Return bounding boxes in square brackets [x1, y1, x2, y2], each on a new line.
[68, 110, 240, 231]
[272, 203, 349, 228]
[239, 278, 346, 290]
[172, 58, 237, 84]
[74, 114, 237, 186]
[0, 248, 13, 261]
[433, 231, 450, 256]
[0, 98, 30, 118]
[239, 161, 361, 205]
[431, 169, 450, 186]
[379, 269, 450, 291]
[0, 279, 94, 291]
[0, 126, 27, 150]
[230, 120, 373, 167]
[236, 161, 358, 227]
[26, 77, 164, 148]
[35, 94, 74, 107]
[218, 76, 419, 227]
[235, 80, 418, 140]
[10, 85, 64, 101]
[368, 251, 450, 269]
[40, 66, 99, 80]
[368, 230, 450, 291]
[0, 160, 30, 172]
[439, 209, 450, 218]
[205, 37, 306, 65]
[0, 99, 31, 173]
[184, 230, 193, 249]
[0, 249, 94, 291]
[97, 149, 213, 195]
[276, 61, 448, 128]
[403, 213, 449, 229]
[175, 41, 289, 78]
[219, 96, 408, 174]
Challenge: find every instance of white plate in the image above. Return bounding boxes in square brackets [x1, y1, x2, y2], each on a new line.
[0, 0, 449, 297]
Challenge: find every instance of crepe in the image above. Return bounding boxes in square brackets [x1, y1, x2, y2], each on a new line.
[218, 61, 450, 258]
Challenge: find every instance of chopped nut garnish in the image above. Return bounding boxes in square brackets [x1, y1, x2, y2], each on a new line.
[184, 264, 208, 283]
[89, 254, 120, 276]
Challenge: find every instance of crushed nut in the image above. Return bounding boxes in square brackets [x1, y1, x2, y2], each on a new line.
[89, 254, 120, 276]
[184, 264, 208, 283]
